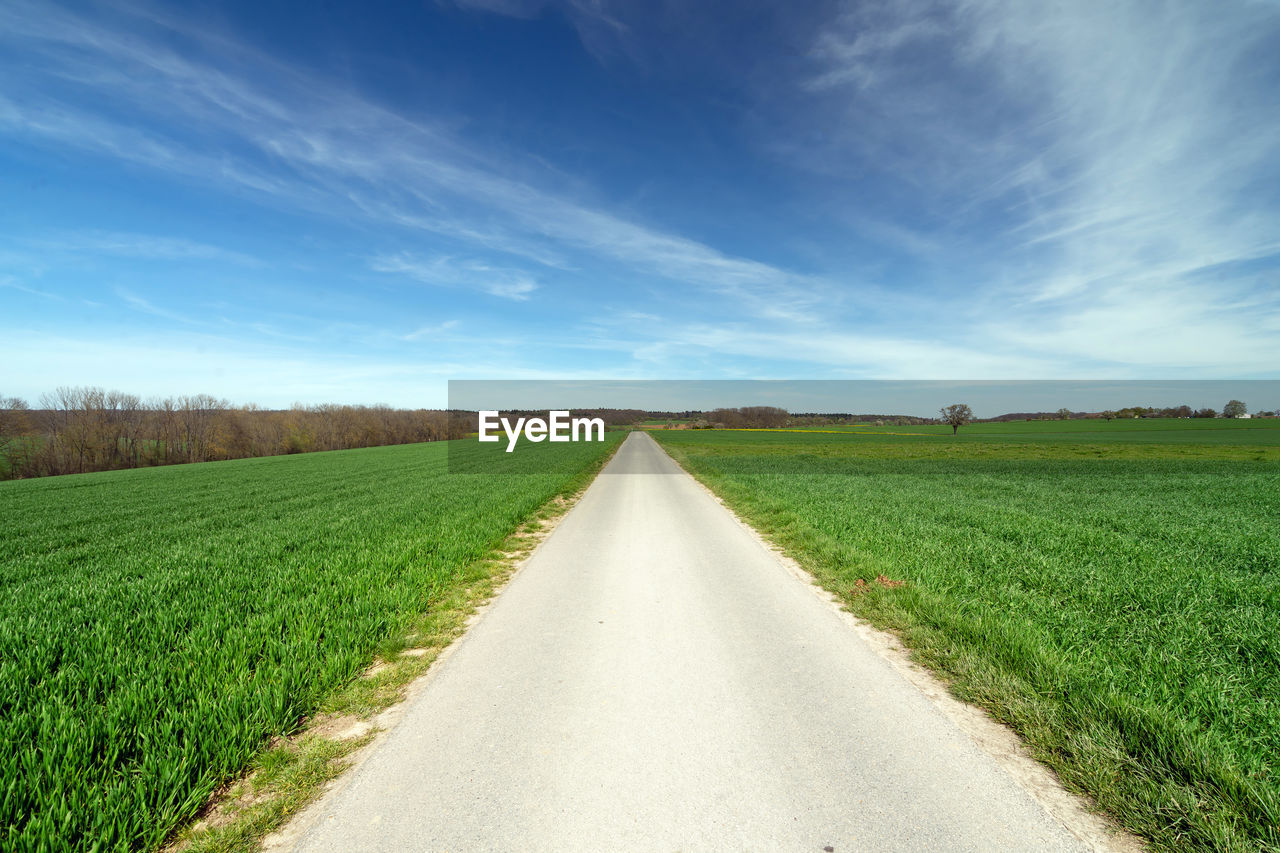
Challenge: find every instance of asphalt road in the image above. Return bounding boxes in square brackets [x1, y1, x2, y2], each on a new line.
[291, 432, 1093, 852]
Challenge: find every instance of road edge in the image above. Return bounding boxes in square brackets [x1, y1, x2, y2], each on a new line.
[643, 432, 1146, 853]
[265, 435, 630, 852]
[166, 435, 628, 853]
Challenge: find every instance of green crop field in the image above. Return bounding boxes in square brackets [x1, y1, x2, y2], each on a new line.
[774, 417, 1280, 445]
[654, 422, 1279, 852]
[0, 435, 620, 852]
[790, 418, 1280, 433]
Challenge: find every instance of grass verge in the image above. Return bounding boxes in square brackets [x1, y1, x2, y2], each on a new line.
[167, 442, 621, 853]
[654, 429, 1279, 853]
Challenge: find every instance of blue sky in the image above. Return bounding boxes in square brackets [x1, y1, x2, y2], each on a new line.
[3, 0, 1279, 408]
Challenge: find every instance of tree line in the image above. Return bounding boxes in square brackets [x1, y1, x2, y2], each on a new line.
[992, 402, 1271, 421]
[787, 412, 936, 426]
[687, 407, 790, 429]
[0, 387, 467, 480]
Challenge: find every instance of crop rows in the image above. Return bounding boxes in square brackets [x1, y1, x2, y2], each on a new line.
[0, 435, 620, 852]
[655, 427, 1279, 852]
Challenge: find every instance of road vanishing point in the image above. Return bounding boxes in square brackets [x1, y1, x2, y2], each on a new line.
[290, 432, 1101, 852]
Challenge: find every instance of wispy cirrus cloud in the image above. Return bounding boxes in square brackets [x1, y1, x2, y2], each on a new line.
[792, 0, 1280, 372]
[569, 311, 1067, 378]
[448, 0, 632, 63]
[371, 254, 540, 301]
[402, 320, 461, 342]
[449, 0, 1280, 374]
[29, 231, 261, 265]
[1, 275, 66, 302]
[3, 0, 1277, 400]
[117, 289, 204, 325]
[0, 0, 825, 322]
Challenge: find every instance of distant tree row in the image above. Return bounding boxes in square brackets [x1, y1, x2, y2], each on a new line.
[1098, 400, 1258, 420]
[788, 413, 936, 426]
[984, 401, 1270, 422]
[0, 387, 466, 480]
[692, 406, 790, 429]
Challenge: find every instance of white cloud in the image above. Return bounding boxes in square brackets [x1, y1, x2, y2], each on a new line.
[576, 315, 1067, 378]
[796, 0, 1280, 373]
[29, 231, 261, 265]
[402, 320, 461, 342]
[117, 290, 203, 325]
[370, 254, 540, 301]
[3, 0, 1277, 383]
[1, 275, 65, 301]
[449, 0, 633, 63]
[0, 0, 824, 323]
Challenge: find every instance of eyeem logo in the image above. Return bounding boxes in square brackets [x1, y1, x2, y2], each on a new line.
[478, 410, 606, 452]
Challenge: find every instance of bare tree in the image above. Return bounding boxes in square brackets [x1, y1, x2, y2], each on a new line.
[4, 386, 479, 480]
[0, 395, 29, 438]
[705, 406, 789, 429]
[0, 395, 32, 474]
[939, 403, 974, 435]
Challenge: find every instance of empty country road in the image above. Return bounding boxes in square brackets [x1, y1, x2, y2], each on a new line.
[290, 432, 1099, 852]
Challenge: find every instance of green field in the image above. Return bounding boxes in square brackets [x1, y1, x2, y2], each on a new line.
[0, 435, 621, 852]
[776, 417, 1280, 445]
[654, 422, 1279, 852]
[732, 419, 1280, 458]
[794, 418, 1279, 432]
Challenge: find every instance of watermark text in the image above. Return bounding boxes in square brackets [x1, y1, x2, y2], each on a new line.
[478, 410, 605, 452]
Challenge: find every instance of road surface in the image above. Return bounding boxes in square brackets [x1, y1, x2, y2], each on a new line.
[292, 432, 1094, 852]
